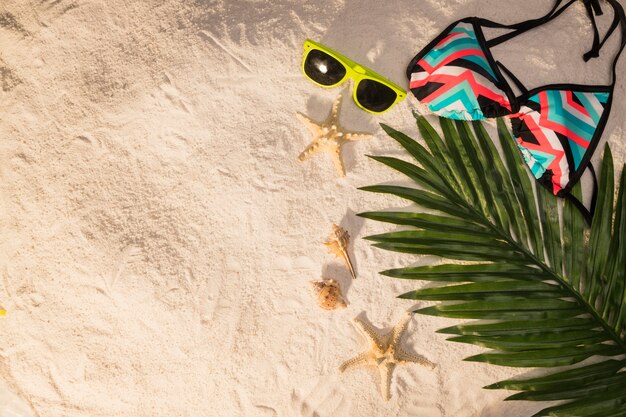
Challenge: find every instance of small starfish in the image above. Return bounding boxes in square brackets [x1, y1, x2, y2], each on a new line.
[296, 92, 372, 177]
[339, 313, 435, 401]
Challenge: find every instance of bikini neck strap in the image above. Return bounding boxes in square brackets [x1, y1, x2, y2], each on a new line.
[603, 0, 626, 86]
[579, 0, 626, 86]
[480, 0, 576, 47]
[479, 0, 626, 86]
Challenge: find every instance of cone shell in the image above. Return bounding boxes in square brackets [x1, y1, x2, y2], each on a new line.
[324, 224, 356, 279]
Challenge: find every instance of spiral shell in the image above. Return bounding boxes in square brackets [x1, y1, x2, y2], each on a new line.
[310, 278, 347, 310]
[324, 224, 356, 279]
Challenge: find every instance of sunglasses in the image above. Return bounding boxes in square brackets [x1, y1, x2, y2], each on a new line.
[302, 39, 406, 114]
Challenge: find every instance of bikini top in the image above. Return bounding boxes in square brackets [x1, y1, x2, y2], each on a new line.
[406, 0, 626, 224]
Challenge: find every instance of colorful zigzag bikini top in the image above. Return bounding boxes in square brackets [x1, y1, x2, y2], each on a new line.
[407, 0, 626, 223]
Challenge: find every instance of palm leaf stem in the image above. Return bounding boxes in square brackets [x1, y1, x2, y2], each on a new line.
[399, 142, 626, 351]
[444, 181, 626, 352]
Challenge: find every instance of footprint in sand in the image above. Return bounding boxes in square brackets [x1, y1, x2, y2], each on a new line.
[35, 0, 80, 26]
[255, 374, 351, 417]
[67, 133, 107, 159]
[253, 404, 278, 417]
[182, 268, 219, 325]
[159, 72, 194, 114]
[288, 376, 352, 417]
[1, 266, 46, 316]
[0, 62, 20, 93]
[180, 268, 241, 352]
[73, 133, 103, 148]
[0, 378, 35, 417]
[0, 12, 29, 37]
[273, 255, 316, 272]
[199, 30, 252, 73]
[397, 370, 444, 417]
[92, 244, 143, 301]
[157, 129, 194, 163]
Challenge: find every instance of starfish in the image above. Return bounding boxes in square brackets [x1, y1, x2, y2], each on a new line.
[296, 92, 372, 177]
[339, 313, 436, 401]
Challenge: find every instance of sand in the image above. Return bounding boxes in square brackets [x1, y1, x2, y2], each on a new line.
[0, 0, 624, 416]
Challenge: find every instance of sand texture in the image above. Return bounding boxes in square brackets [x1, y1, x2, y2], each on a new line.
[0, 0, 624, 416]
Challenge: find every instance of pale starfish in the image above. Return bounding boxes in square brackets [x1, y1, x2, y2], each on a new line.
[296, 92, 372, 177]
[339, 313, 436, 401]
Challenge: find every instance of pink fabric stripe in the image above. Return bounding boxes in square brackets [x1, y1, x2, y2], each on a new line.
[418, 59, 434, 73]
[409, 74, 428, 89]
[564, 91, 590, 118]
[538, 91, 590, 149]
[417, 49, 486, 74]
[418, 71, 511, 110]
[435, 31, 464, 48]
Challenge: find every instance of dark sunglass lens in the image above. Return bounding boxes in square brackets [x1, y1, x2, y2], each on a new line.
[304, 49, 346, 86]
[356, 79, 398, 112]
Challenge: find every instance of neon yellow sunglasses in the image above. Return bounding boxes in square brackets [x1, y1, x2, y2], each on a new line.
[302, 39, 406, 114]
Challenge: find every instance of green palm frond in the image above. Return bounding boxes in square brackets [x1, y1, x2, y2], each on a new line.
[359, 114, 626, 417]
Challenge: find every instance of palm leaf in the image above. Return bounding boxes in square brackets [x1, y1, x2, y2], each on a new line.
[359, 115, 626, 416]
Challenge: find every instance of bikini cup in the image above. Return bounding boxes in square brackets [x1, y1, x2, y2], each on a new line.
[406, 0, 626, 224]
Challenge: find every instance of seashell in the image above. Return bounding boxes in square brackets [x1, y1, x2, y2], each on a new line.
[324, 224, 356, 279]
[310, 278, 347, 310]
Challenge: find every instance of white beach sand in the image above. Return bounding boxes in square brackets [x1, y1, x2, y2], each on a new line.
[0, 0, 624, 416]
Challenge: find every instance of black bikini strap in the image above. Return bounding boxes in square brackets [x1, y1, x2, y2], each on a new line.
[482, 0, 576, 48]
[605, 0, 626, 86]
[583, 0, 603, 61]
[483, 0, 626, 86]
[589, 0, 605, 15]
[583, 0, 622, 61]
[477, 1, 566, 31]
[564, 164, 598, 226]
[496, 61, 529, 94]
[589, 163, 599, 216]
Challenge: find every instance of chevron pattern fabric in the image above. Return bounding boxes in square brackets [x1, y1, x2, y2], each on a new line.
[408, 22, 512, 121]
[407, 11, 621, 214]
[510, 90, 610, 194]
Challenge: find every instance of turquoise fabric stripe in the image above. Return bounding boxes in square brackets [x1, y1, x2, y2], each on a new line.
[573, 91, 601, 125]
[423, 35, 483, 67]
[545, 91, 595, 140]
[517, 143, 547, 179]
[568, 140, 586, 168]
[462, 55, 497, 78]
[428, 80, 481, 113]
[452, 26, 477, 37]
[528, 95, 540, 104]
[594, 91, 610, 104]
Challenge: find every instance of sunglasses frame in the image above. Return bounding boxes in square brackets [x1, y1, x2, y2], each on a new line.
[302, 39, 406, 114]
